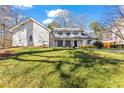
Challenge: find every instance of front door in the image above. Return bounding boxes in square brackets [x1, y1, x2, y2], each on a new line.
[65, 40, 71, 47]
[28, 35, 33, 46]
[74, 40, 77, 47]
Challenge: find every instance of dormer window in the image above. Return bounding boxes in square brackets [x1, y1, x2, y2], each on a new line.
[58, 32, 63, 35]
[66, 32, 70, 35]
[81, 33, 85, 36]
[73, 32, 78, 35]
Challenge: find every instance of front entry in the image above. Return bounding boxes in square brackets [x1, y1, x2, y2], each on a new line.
[28, 35, 33, 46]
[74, 40, 77, 47]
[65, 40, 71, 47]
[57, 40, 63, 47]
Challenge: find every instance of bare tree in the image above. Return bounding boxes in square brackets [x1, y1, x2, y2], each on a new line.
[55, 9, 70, 27]
[11, 8, 28, 25]
[90, 21, 104, 41]
[48, 21, 59, 30]
[0, 5, 28, 48]
[0, 6, 12, 31]
[53, 10, 86, 30]
[75, 14, 87, 30]
[102, 6, 124, 41]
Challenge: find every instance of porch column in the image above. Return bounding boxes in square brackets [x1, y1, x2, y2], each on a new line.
[63, 40, 65, 47]
[55, 40, 57, 47]
[77, 40, 79, 47]
[72, 40, 74, 47]
[83, 39, 87, 45]
[82, 40, 83, 45]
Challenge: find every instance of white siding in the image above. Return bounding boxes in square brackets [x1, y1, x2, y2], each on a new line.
[12, 22, 33, 46]
[77, 40, 83, 47]
[33, 22, 49, 46]
[82, 39, 87, 45]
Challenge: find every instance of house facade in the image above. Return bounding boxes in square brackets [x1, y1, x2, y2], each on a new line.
[102, 19, 124, 47]
[2, 18, 97, 48]
[50, 28, 97, 47]
[8, 18, 51, 47]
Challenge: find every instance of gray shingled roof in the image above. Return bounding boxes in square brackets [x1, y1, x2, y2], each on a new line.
[53, 28, 83, 32]
[53, 28, 97, 39]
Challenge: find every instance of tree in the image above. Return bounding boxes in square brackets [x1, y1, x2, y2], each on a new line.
[75, 14, 87, 30]
[11, 8, 28, 25]
[90, 21, 104, 41]
[53, 10, 86, 29]
[0, 5, 28, 30]
[0, 5, 12, 31]
[55, 9, 69, 27]
[102, 6, 124, 41]
[0, 5, 28, 48]
[48, 21, 59, 30]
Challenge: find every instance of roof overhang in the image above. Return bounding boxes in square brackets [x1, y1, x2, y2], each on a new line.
[9, 18, 51, 33]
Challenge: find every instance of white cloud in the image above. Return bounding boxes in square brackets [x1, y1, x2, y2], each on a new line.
[42, 18, 54, 24]
[46, 9, 68, 17]
[43, 9, 69, 24]
[14, 5, 33, 9]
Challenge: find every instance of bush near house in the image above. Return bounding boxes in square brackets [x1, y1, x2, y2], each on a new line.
[111, 44, 124, 48]
[93, 41, 103, 49]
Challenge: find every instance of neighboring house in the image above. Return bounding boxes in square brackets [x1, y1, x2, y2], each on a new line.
[8, 18, 51, 47]
[50, 28, 97, 47]
[102, 19, 124, 47]
[102, 30, 115, 48]
[114, 19, 124, 44]
[102, 30, 115, 43]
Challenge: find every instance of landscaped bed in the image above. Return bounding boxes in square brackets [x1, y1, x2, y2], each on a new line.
[0, 47, 124, 88]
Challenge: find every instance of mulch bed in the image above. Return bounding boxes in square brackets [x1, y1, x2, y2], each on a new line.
[0, 49, 14, 58]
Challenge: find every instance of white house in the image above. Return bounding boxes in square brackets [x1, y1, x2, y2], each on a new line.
[2, 18, 97, 48]
[50, 28, 97, 47]
[8, 18, 51, 47]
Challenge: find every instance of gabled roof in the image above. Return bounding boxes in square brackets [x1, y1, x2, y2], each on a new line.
[53, 28, 83, 32]
[53, 32, 97, 39]
[9, 18, 51, 33]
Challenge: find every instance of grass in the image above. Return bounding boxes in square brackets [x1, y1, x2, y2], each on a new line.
[0, 47, 124, 88]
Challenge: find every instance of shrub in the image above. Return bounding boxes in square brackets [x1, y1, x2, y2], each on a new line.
[93, 41, 103, 49]
[111, 44, 124, 48]
[111, 44, 117, 48]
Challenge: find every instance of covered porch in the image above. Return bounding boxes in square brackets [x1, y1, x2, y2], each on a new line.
[54, 39, 84, 47]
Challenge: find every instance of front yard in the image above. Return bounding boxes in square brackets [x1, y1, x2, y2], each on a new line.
[0, 47, 124, 88]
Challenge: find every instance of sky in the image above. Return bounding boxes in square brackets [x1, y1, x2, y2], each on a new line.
[15, 5, 109, 32]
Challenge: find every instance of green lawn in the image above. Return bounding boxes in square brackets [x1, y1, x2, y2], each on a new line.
[0, 47, 124, 88]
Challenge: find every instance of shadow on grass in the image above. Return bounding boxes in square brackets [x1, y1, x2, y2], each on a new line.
[69, 50, 122, 71]
[0, 48, 123, 87]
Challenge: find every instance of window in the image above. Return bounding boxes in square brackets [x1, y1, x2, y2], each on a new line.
[73, 32, 78, 35]
[87, 40, 91, 45]
[66, 32, 70, 35]
[58, 40, 63, 47]
[81, 33, 85, 36]
[29, 35, 33, 42]
[58, 32, 63, 35]
[65, 40, 71, 47]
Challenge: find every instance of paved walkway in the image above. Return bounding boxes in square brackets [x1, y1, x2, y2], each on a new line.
[90, 48, 124, 53]
[107, 50, 124, 53]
